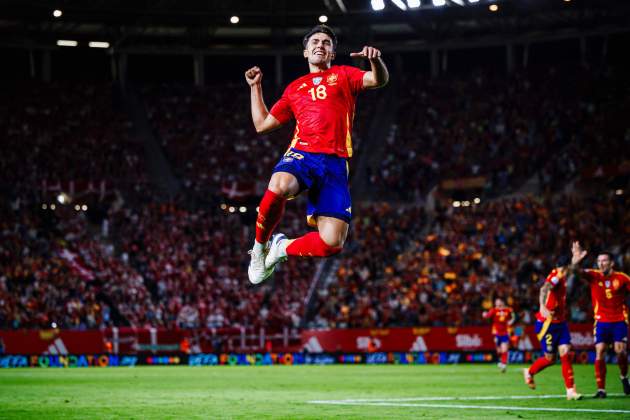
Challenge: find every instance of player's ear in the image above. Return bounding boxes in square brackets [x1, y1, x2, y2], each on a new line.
[331, 51, 336, 61]
[303, 49, 309, 59]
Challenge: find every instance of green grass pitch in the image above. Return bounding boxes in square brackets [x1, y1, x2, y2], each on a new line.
[1, 364, 628, 419]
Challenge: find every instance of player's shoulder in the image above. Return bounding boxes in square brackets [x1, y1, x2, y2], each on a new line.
[613, 271, 630, 281]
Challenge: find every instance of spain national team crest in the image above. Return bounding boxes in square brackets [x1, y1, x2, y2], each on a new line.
[312, 77, 323, 85]
[327, 73, 338, 85]
[605, 280, 611, 288]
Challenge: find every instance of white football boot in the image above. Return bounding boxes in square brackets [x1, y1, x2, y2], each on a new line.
[248, 242, 274, 285]
[265, 233, 288, 271]
[566, 388, 583, 401]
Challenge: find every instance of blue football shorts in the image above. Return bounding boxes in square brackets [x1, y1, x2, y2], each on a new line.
[272, 148, 351, 227]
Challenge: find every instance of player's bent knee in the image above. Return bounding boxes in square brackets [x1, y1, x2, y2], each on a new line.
[315, 234, 342, 257]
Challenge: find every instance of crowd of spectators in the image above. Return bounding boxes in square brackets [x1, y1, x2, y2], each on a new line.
[310, 192, 629, 329]
[370, 66, 630, 200]
[0, 69, 627, 333]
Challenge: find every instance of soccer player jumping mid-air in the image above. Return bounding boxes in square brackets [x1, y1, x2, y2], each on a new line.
[244, 25, 389, 284]
[523, 245, 583, 400]
[571, 242, 630, 398]
[483, 297, 515, 373]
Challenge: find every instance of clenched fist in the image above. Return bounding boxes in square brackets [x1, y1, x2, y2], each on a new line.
[245, 66, 263, 86]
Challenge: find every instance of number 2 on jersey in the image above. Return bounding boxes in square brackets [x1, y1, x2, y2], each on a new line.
[308, 85, 327, 101]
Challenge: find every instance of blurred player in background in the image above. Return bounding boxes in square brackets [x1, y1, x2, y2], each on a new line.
[571, 243, 630, 398]
[523, 250, 582, 400]
[244, 25, 389, 284]
[483, 298, 515, 373]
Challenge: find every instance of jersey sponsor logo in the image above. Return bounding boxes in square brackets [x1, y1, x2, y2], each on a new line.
[312, 76, 323, 85]
[326, 73, 338, 85]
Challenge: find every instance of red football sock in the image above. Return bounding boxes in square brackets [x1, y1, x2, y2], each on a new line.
[255, 189, 286, 244]
[560, 354, 575, 389]
[286, 232, 342, 257]
[618, 353, 628, 378]
[529, 356, 553, 376]
[500, 352, 508, 365]
[595, 358, 606, 389]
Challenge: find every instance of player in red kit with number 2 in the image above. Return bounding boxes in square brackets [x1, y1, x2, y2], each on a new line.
[523, 248, 583, 400]
[483, 298, 515, 373]
[571, 243, 630, 398]
[244, 25, 389, 284]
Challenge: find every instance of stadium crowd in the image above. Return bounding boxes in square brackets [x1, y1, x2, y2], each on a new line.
[0, 70, 627, 332]
[371, 66, 630, 200]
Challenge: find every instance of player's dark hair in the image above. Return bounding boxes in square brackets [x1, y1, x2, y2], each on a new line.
[597, 250, 614, 260]
[303, 25, 338, 50]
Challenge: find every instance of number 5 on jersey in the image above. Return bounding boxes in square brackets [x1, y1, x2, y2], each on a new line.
[308, 85, 327, 101]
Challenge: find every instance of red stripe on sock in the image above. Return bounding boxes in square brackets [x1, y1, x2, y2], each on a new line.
[286, 232, 342, 257]
[619, 352, 628, 377]
[595, 358, 606, 390]
[500, 352, 508, 365]
[529, 356, 553, 375]
[255, 189, 286, 244]
[560, 354, 575, 389]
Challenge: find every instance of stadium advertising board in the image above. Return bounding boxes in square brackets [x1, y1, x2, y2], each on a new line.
[0, 324, 597, 356]
[1, 351, 614, 368]
[301, 325, 596, 353]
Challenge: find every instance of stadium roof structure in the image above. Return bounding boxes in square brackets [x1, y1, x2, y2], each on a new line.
[1, 0, 629, 54]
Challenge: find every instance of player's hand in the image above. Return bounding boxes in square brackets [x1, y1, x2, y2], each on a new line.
[571, 241, 587, 265]
[245, 66, 262, 86]
[350, 46, 382, 60]
[540, 306, 553, 320]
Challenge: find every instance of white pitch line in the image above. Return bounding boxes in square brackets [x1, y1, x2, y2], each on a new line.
[311, 393, 625, 403]
[307, 401, 630, 414]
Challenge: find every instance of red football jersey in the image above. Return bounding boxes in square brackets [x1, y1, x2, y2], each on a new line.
[484, 307, 513, 336]
[269, 65, 366, 158]
[536, 268, 568, 323]
[584, 269, 630, 323]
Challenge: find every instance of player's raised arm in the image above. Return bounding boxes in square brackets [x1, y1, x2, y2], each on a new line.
[539, 282, 553, 319]
[350, 46, 389, 89]
[570, 241, 589, 283]
[245, 66, 282, 134]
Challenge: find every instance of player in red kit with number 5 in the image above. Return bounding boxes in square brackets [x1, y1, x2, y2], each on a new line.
[244, 25, 389, 284]
[571, 242, 630, 398]
[483, 298, 515, 373]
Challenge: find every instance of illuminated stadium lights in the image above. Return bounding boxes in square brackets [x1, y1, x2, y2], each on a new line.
[57, 193, 66, 204]
[51, 322, 58, 328]
[57, 40, 78, 47]
[230, 16, 239, 24]
[391, 0, 408, 10]
[468, 0, 479, 3]
[220, 203, 227, 210]
[228, 206, 236, 213]
[88, 41, 110, 49]
[616, 189, 623, 195]
[52, 9, 62, 18]
[474, 197, 481, 204]
[319, 15, 328, 23]
[239, 206, 247, 213]
[407, 0, 421, 7]
[450, 0, 465, 5]
[42, 204, 47, 210]
[452, 201, 461, 208]
[74, 205, 81, 211]
[50, 204, 56, 210]
[371, 0, 385, 11]
[489, 4, 498, 12]
[82, 205, 88, 211]
[432, 0, 446, 6]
